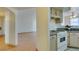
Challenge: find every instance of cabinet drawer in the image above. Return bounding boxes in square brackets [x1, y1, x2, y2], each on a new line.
[50, 36, 56, 40]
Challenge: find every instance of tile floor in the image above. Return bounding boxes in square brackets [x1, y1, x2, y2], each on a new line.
[66, 48, 79, 51]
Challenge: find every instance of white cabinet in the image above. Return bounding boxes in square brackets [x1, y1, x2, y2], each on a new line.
[50, 35, 57, 51]
[51, 8, 62, 17]
[69, 32, 79, 47]
[50, 8, 63, 24]
[63, 8, 71, 25]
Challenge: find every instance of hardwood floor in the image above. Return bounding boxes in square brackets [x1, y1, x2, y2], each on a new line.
[0, 35, 15, 50]
[0, 35, 5, 50]
[0, 32, 37, 51]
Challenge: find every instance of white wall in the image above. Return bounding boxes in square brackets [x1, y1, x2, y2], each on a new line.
[5, 10, 17, 45]
[5, 11, 9, 44]
[16, 8, 36, 33]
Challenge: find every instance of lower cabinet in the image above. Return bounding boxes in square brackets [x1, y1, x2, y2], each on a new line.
[50, 35, 57, 51]
[69, 32, 79, 48]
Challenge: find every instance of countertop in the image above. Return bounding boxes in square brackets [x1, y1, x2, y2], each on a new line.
[57, 28, 79, 31]
[50, 28, 79, 33]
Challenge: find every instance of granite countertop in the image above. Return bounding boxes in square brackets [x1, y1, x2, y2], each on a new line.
[57, 28, 79, 31]
[49, 27, 79, 33]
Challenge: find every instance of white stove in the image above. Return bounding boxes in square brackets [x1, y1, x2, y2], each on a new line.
[49, 23, 67, 51]
[57, 31, 67, 51]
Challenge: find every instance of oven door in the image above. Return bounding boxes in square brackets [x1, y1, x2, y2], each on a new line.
[57, 32, 67, 48]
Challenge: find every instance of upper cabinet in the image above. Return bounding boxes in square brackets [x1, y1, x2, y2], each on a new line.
[50, 7, 63, 24]
[63, 7, 71, 25]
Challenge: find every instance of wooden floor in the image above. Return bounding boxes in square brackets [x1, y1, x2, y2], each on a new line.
[0, 32, 37, 51]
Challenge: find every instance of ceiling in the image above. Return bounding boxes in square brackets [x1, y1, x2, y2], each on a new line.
[0, 7, 34, 16]
[12, 7, 33, 10]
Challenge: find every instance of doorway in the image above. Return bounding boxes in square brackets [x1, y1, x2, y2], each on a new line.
[15, 7, 37, 51]
[0, 16, 5, 50]
[0, 7, 16, 50]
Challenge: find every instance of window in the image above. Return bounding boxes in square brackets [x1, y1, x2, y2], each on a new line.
[70, 18, 79, 26]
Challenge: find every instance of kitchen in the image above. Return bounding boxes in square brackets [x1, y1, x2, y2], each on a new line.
[49, 7, 79, 51]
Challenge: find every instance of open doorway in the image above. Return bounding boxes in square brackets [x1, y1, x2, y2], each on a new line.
[13, 7, 37, 51]
[0, 7, 16, 50]
[16, 7, 37, 51]
[0, 16, 5, 50]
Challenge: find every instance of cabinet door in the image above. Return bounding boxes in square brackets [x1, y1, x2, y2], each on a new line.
[50, 35, 57, 51]
[69, 33, 76, 47]
[67, 32, 70, 46]
[69, 33, 79, 47]
[51, 8, 56, 16]
[64, 16, 70, 25]
[75, 33, 79, 47]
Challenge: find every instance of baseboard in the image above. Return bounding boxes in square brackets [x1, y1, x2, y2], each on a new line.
[18, 32, 36, 34]
[6, 44, 16, 47]
[0, 35, 5, 37]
